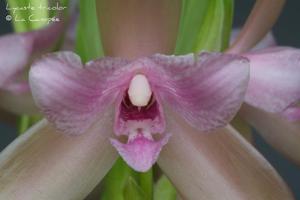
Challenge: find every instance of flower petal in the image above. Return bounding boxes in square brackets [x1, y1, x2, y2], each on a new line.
[0, 34, 32, 93]
[111, 134, 170, 172]
[281, 106, 300, 121]
[0, 116, 118, 199]
[0, 20, 64, 94]
[150, 52, 250, 131]
[29, 51, 129, 135]
[240, 104, 300, 166]
[158, 109, 294, 200]
[244, 47, 300, 114]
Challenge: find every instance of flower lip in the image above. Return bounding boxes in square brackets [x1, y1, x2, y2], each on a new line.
[112, 77, 168, 172]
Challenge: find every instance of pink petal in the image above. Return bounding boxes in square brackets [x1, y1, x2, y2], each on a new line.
[240, 104, 300, 166]
[29, 51, 129, 135]
[0, 20, 64, 93]
[244, 47, 300, 113]
[109, 54, 249, 171]
[0, 117, 118, 199]
[281, 106, 300, 121]
[150, 52, 250, 131]
[158, 109, 294, 200]
[0, 34, 32, 92]
[111, 134, 170, 172]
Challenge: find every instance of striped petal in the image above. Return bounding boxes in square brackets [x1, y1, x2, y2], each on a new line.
[151, 52, 250, 131]
[29, 51, 129, 135]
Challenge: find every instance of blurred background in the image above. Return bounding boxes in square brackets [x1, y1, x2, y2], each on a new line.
[0, 0, 300, 199]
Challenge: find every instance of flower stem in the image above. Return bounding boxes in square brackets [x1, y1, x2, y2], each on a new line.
[18, 115, 30, 134]
[18, 115, 41, 135]
[228, 0, 286, 53]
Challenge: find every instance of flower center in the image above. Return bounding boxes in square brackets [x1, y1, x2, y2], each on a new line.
[111, 77, 168, 171]
[114, 75, 165, 141]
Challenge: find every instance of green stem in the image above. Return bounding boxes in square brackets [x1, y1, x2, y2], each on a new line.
[101, 158, 133, 200]
[18, 115, 30, 134]
[18, 115, 42, 135]
[76, 0, 104, 62]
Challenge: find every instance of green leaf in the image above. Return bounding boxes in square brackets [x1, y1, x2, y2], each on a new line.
[27, 0, 49, 30]
[193, 0, 234, 52]
[18, 115, 30, 133]
[154, 176, 177, 200]
[123, 177, 148, 200]
[221, 0, 234, 50]
[6, 0, 31, 32]
[75, 0, 104, 62]
[175, 0, 234, 54]
[6, 0, 56, 32]
[18, 115, 41, 134]
[101, 158, 133, 200]
[138, 169, 153, 199]
[175, 0, 210, 54]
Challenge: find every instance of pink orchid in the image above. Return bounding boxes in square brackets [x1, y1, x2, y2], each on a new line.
[231, 29, 300, 122]
[29, 51, 249, 171]
[0, 7, 79, 115]
[0, 18, 64, 95]
[28, 0, 300, 172]
[242, 47, 300, 121]
[234, 37, 300, 167]
[0, 17, 64, 116]
[0, 0, 299, 199]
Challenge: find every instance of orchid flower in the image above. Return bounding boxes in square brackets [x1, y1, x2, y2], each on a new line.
[0, 0, 299, 199]
[228, 0, 300, 166]
[29, 0, 249, 172]
[0, 3, 78, 115]
[230, 29, 300, 123]
[28, 50, 249, 172]
[0, 18, 64, 113]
